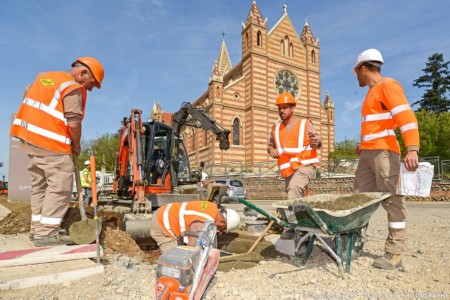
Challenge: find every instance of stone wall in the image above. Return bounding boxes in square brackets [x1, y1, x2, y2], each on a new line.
[240, 177, 450, 201]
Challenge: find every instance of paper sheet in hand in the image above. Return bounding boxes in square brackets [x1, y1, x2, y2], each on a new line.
[396, 162, 434, 196]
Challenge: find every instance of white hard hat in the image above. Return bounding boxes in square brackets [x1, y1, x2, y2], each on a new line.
[84, 160, 90, 166]
[352, 48, 384, 73]
[224, 208, 240, 232]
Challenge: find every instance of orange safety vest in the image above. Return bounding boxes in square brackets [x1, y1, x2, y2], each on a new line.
[157, 201, 219, 243]
[360, 78, 419, 154]
[10, 72, 86, 154]
[272, 118, 319, 178]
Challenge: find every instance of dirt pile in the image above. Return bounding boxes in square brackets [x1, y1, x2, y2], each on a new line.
[0, 199, 31, 234]
[306, 194, 375, 211]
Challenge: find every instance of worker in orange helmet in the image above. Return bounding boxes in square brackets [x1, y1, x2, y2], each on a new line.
[10, 56, 104, 247]
[267, 91, 322, 239]
[150, 201, 240, 253]
[352, 49, 419, 270]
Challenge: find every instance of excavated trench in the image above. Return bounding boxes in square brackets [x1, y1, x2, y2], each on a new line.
[0, 199, 286, 270]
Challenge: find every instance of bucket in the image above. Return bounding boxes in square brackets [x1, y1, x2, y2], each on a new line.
[245, 220, 268, 233]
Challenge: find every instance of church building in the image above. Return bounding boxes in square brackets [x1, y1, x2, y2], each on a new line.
[153, 2, 335, 173]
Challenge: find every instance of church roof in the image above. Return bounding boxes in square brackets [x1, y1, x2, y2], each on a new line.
[244, 0, 266, 27]
[300, 19, 319, 46]
[209, 38, 232, 83]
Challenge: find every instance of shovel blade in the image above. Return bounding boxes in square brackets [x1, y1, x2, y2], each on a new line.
[69, 218, 102, 245]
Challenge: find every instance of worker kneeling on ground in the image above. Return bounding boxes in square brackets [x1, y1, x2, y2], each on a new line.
[150, 200, 240, 253]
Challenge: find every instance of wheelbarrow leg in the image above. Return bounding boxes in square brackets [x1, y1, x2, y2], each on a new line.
[302, 234, 316, 265]
[294, 230, 312, 266]
[345, 232, 354, 273]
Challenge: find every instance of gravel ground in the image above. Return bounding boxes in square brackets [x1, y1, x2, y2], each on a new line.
[1, 202, 449, 300]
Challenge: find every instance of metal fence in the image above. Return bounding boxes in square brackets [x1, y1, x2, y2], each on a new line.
[204, 156, 449, 181]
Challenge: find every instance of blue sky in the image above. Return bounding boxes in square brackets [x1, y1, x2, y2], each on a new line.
[1, 0, 449, 180]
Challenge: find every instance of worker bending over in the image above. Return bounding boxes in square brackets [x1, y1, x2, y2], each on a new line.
[267, 92, 322, 239]
[10, 57, 104, 247]
[150, 201, 240, 253]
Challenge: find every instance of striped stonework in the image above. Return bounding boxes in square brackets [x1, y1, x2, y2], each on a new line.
[181, 3, 334, 173]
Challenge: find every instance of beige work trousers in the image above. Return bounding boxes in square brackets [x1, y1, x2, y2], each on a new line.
[28, 154, 74, 239]
[285, 165, 315, 200]
[354, 150, 406, 254]
[150, 208, 177, 253]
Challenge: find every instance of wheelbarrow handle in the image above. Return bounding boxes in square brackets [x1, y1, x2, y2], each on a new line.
[288, 204, 307, 213]
[237, 197, 293, 228]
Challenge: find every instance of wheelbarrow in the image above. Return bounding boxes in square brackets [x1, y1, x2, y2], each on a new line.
[238, 192, 392, 274]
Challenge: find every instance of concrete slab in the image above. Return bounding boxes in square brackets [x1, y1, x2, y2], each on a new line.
[0, 203, 11, 220]
[264, 234, 296, 256]
[0, 259, 104, 290]
[0, 204, 104, 289]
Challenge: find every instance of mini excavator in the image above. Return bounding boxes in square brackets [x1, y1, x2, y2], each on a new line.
[103, 102, 230, 240]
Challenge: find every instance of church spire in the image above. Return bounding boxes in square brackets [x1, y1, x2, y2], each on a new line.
[243, 0, 267, 29]
[209, 37, 232, 83]
[300, 18, 319, 47]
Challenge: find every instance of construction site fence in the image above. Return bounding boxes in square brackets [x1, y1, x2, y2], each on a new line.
[204, 157, 450, 182]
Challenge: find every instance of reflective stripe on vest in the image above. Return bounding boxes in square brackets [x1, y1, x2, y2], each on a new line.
[13, 118, 71, 145]
[163, 203, 176, 238]
[10, 72, 86, 154]
[274, 119, 307, 154]
[360, 78, 419, 153]
[273, 119, 319, 178]
[162, 202, 215, 243]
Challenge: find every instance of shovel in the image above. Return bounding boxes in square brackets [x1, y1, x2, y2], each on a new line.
[69, 154, 100, 244]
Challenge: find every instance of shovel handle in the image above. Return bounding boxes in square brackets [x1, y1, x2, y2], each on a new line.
[89, 155, 98, 206]
[73, 154, 87, 220]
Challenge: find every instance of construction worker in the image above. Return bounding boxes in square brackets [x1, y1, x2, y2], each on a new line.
[267, 92, 322, 239]
[352, 49, 419, 269]
[10, 57, 104, 247]
[80, 160, 92, 205]
[150, 200, 241, 253]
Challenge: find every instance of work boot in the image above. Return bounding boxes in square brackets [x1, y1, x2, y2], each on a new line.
[29, 229, 67, 242]
[280, 228, 295, 240]
[372, 252, 402, 270]
[34, 235, 73, 247]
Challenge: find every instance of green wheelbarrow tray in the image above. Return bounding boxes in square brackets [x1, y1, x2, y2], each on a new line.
[237, 192, 392, 274]
[272, 192, 392, 235]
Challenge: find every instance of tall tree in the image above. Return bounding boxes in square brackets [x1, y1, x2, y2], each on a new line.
[328, 138, 359, 174]
[412, 53, 450, 112]
[77, 133, 119, 172]
[396, 110, 450, 160]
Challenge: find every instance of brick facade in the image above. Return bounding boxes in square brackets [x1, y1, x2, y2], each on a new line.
[159, 3, 335, 172]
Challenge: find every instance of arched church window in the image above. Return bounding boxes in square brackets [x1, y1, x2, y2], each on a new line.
[289, 43, 293, 58]
[284, 36, 289, 57]
[311, 50, 316, 64]
[280, 39, 285, 56]
[257, 31, 262, 47]
[233, 118, 240, 145]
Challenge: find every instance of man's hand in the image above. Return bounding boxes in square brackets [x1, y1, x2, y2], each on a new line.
[72, 146, 81, 156]
[403, 150, 419, 172]
[354, 146, 361, 157]
[268, 148, 280, 158]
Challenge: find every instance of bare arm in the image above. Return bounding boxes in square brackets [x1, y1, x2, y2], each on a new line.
[308, 120, 322, 149]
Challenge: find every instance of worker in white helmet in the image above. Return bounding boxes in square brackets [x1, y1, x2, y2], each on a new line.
[150, 200, 240, 253]
[80, 160, 92, 205]
[352, 49, 420, 270]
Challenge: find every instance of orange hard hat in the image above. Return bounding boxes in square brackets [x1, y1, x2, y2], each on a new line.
[276, 92, 296, 106]
[75, 57, 104, 89]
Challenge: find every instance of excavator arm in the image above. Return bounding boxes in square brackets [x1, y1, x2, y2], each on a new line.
[171, 102, 230, 150]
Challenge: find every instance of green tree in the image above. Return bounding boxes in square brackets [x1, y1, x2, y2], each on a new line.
[77, 133, 119, 171]
[328, 138, 359, 173]
[412, 53, 450, 112]
[396, 110, 450, 160]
